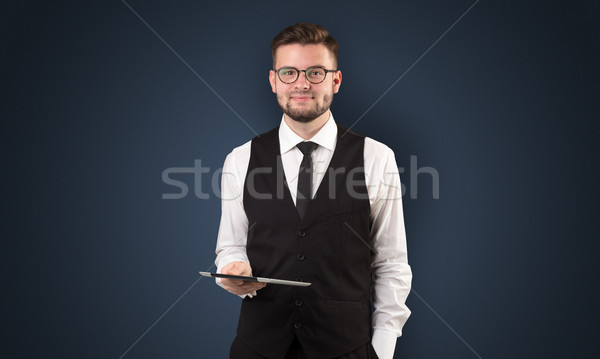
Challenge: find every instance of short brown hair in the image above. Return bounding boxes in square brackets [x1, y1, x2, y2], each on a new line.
[271, 23, 339, 68]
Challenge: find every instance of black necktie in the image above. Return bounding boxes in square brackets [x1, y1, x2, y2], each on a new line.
[296, 141, 318, 219]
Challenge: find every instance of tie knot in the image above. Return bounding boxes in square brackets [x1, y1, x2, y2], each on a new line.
[296, 141, 318, 156]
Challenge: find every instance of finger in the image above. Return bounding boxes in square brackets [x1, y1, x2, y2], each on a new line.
[221, 279, 244, 292]
[226, 282, 266, 295]
[221, 278, 244, 288]
[222, 279, 255, 289]
[239, 282, 266, 292]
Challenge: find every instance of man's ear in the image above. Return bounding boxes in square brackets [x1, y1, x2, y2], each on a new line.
[269, 70, 277, 93]
[332, 70, 342, 94]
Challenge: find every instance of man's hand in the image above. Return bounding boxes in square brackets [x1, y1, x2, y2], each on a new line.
[220, 261, 266, 296]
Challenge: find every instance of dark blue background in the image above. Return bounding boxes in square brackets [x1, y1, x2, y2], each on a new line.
[2, 0, 598, 358]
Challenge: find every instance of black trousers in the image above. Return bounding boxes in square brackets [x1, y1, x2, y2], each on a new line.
[230, 335, 380, 359]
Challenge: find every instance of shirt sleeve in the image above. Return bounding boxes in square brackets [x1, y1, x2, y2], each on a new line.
[365, 139, 412, 359]
[214, 146, 256, 298]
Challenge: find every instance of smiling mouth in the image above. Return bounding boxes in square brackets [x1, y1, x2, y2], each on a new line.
[291, 97, 313, 101]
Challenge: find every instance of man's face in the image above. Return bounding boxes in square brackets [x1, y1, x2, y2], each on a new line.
[269, 44, 342, 123]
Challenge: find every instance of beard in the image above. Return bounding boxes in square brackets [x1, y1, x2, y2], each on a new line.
[277, 92, 333, 123]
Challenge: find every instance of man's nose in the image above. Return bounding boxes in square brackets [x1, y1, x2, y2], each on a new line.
[294, 71, 310, 89]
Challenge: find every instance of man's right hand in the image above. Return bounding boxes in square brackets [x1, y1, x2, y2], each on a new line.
[220, 261, 267, 296]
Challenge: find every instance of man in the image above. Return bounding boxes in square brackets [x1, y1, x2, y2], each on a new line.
[214, 23, 411, 359]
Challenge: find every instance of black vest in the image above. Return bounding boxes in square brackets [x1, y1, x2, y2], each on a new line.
[238, 124, 373, 359]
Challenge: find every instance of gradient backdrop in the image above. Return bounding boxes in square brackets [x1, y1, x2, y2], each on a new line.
[2, 0, 598, 358]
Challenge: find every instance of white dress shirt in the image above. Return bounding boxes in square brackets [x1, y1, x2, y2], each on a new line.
[214, 113, 412, 359]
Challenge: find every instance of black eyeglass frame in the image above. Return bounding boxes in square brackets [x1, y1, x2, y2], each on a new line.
[273, 66, 338, 84]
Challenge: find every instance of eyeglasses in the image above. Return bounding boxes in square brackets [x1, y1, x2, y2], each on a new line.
[274, 66, 337, 84]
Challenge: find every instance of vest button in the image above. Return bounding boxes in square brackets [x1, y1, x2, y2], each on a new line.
[295, 299, 303, 307]
[294, 322, 302, 329]
[297, 254, 305, 261]
[298, 231, 307, 238]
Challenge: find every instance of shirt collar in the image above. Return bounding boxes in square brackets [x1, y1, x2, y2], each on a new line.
[278, 113, 338, 154]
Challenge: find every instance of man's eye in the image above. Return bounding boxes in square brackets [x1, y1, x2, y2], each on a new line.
[309, 70, 323, 76]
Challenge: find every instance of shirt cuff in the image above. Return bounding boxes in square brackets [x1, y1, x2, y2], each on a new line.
[371, 328, 398, 359]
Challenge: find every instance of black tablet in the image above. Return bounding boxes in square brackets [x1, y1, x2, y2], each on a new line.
[199, 272, 311, 287]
